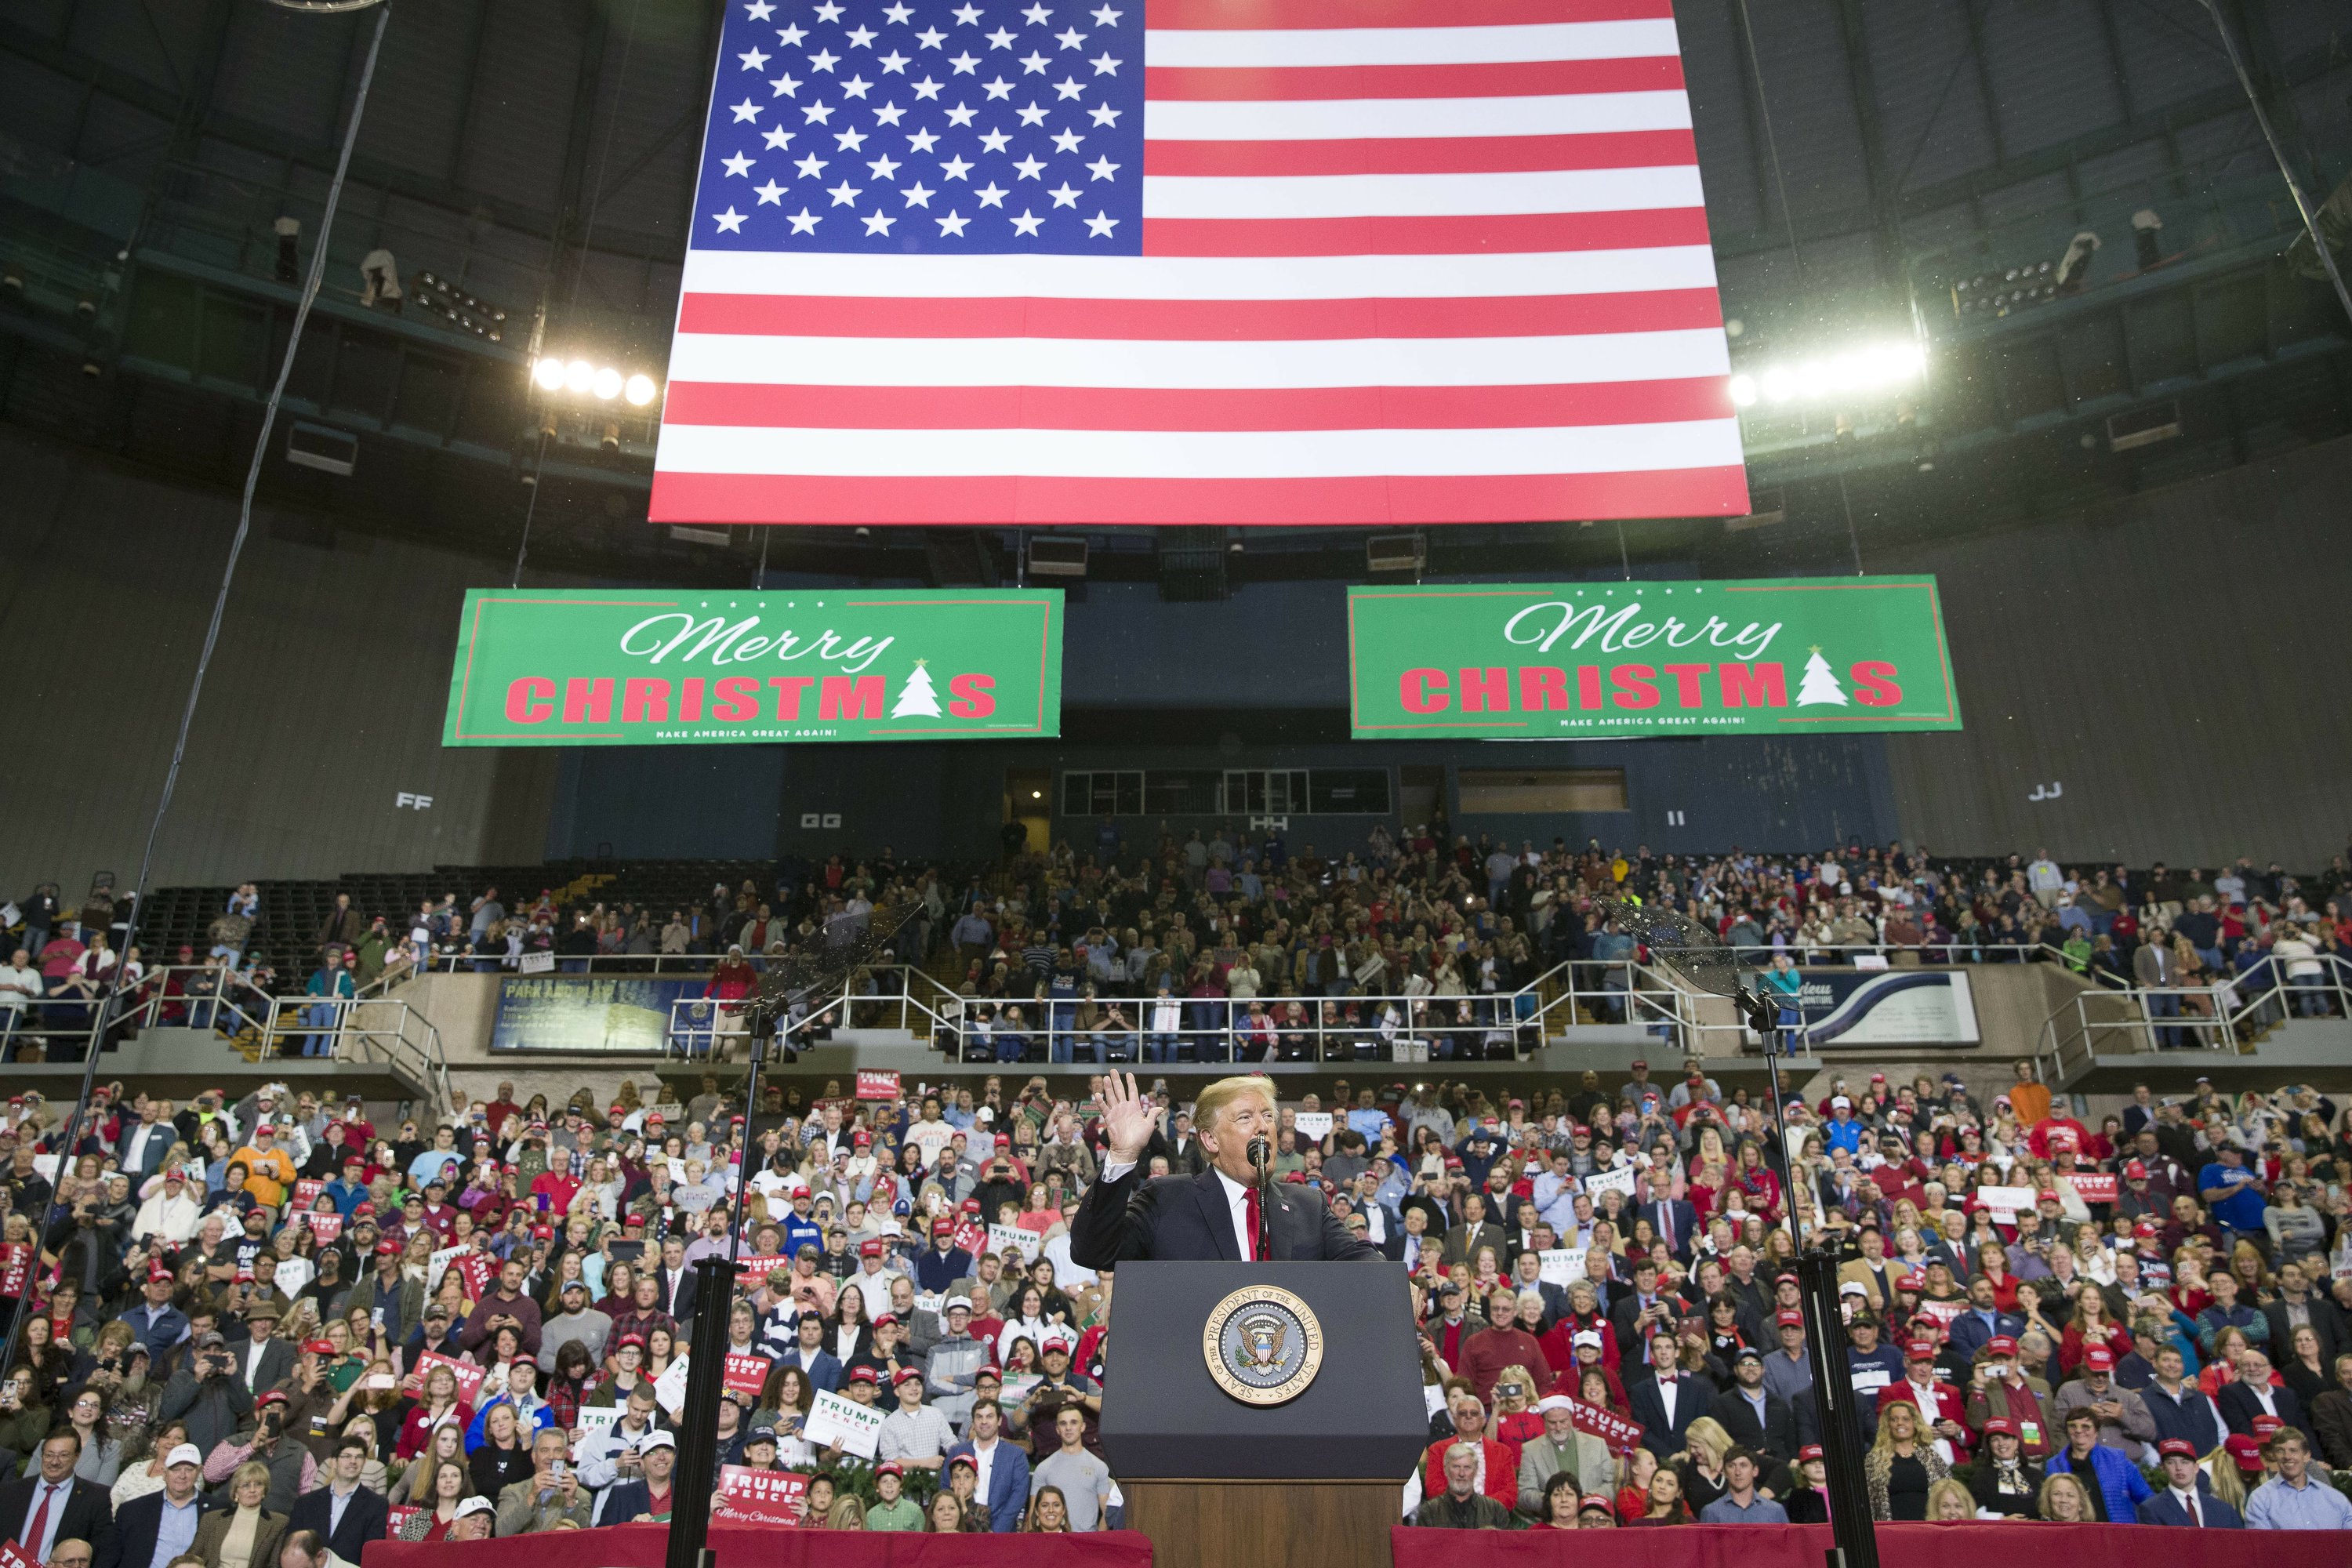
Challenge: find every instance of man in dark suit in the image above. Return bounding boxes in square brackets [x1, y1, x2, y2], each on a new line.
[0, 1432, 114, 1566]
[284, 1436, 387, 1562]
[1710, 1347, 1798, 1466]
[2216, 1350, 2314, 1445]
[232, 1303, 296, 1397]
[1070, 1073, 1379, 1266]
[1608, 1259, 1678, 1362]
[1439, 1192, 1507, 1272]
[2136, 1437, 2245, 1526]
[1381, 1206, 1437, 1272]
[2260, 1263, 2346, 1370]
[96, 1443, 211, 1568]
[653, 1236, 699, 1325]
[1628, 1330, 1708, 1457]
[1943, 1276, 2025, 1374]
[114, 1102, 176, 1185]
[1641, 1169, 1698, 1264]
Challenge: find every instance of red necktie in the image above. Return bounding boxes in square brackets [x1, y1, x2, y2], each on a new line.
[24, 1483, 55, 1559]
[1243, 1185, 1263, 1261]
[2187, 1494, 2201, 1527]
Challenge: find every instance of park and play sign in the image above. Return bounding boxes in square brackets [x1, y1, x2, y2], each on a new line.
[1347, 577, 1959, 740]
[443, 588, 1062, 746]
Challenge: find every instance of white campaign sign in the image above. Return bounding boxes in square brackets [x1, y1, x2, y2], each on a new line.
[426, 1245, 466, 1292]
[1291, 1112, 1334, 1142]
[1976, 1185, 2038, 1220]
[804, 1388, 884, 1458]
[1538, 1248, 1588, 1288]
[654, 1354, 692, 1418]
[1585, 1166, 1638, 1201]
[988, 1223, 1041, 1264]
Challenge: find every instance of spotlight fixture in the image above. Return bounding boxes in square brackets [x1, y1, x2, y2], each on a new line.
[1734, 339, 1925, 408]
[531, 354, 663, 409]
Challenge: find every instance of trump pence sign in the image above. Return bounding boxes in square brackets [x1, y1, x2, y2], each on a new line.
[444, 588, 1062, 746]
[1347, 577, 1959, 739]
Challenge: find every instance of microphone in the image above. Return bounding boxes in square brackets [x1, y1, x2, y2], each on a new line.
[1247, 1136, 1272, 1172]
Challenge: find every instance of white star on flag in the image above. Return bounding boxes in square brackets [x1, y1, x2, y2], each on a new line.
[951, 2, 981, 20]
[1049, 127, 1082, 152]
[794, 153, 828, 178]
[730, 100, 762, 122]
[938, 154, 972, 180]
[1083, 209, 1117, 237]
[1054, 78, 1084, 100]
[1087, 103, 1119, 125]
[776, 23, 806, 44]
[721, 151, 755, 177]
[754, 179, 787, 204]
[1088, 52, 1119, 74]
[915, 27, 944, 46]
[712, 207, 747, 234]
[1010, 209, 1044, 235]
[935, 209, 970, 237]
[907, 128, 941, 151]
[812, 1, 844, 18]
[977, 129, 1011, 151]
[827, 181, 862, 205]
[1088, 3, 1118, 21]
[862, 210, 897, 234]
[867, 154, 902, 179]
[786, 208, 819, 233]
[744, 0, 774, 17]
[882, 2, 914, 20]
[1015, 101, 1047, 125]
[835, 127, 868, 148]
[844, 24, 877, 45]
[808, 48, 840, 71]
[1055, 27, 1084, 49]
[1019, 50, 1048, 74]
[901, 181, 936, 206]
[761, 126, 793, 149]
[1022, 3, 1051, 23]
[1011, 154, 1044, 179]
[1047, 182, 1079, 208]
[974, 181, 1008, 206]
[1085, 154, 1116, 180]
[738, 46, 770, 70]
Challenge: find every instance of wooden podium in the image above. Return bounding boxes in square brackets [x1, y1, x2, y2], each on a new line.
[1100, 1262, 1428, 1568]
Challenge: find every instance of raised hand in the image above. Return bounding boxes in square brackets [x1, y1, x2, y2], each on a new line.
[1095, 1070, 1155, 1165]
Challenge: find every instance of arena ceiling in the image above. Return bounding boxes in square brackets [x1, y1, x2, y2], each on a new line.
[0, 0, 2346, 585]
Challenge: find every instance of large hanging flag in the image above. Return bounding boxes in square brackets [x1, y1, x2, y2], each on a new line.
[652, 0, 1747, 526]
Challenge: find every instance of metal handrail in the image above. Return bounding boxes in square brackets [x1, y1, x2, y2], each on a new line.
[2033, 958, 2352, 1087]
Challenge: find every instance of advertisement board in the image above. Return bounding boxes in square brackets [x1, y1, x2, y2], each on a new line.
[1791, 970, 1980, 1047]
[445, 588, 1062, 746]
[1346, 578, 1959, 740]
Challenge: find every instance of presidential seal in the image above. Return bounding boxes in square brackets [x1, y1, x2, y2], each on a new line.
[1202, 1284, 1323, 1406]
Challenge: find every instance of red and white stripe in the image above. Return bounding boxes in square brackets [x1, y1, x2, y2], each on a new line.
[651, 0, 1747, 527]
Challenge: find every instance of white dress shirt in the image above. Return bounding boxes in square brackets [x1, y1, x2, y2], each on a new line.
[2170, 1485, 2203, 1525]
[22, 1476, 72, 1563]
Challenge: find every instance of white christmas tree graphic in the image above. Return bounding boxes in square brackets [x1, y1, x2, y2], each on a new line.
[1795, 646, 1848, 706]
[891, 658, 942, 719]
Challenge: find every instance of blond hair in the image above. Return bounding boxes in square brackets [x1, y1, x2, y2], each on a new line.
[1192, 1075, 1278, 1136]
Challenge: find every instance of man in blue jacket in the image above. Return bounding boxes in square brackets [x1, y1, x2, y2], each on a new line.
[2046, 1407, 2151, 1522]
[942, 1398, 1029, 1531]
[2136, 1438, 2244, 1527]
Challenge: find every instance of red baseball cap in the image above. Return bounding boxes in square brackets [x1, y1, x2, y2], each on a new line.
[374, 1240, 401, 1256]
[859, 1239, 884, 1257]
[2083, 1347, 2114, 1370]
[892, 1367, 924, 1385]
[2124, 1160, 2147, 1179]
[1985, 1335, 2019, 1358]
[848, 1367, 879, 1385]
[2157, 1438, 2196, 1460]
[1896, 1273, 1926, 1292]
[2250, 1414, 2285, 1437]
[1796, 1445, 1824, 1463]
[303, 1339, 336, 1357]
[1904, 1339, 1938, 1360]
[2223, 1434, 2263, 1472]
[1775, 1310, 1804, 1327]
[1980, 1417, 2018, 1437]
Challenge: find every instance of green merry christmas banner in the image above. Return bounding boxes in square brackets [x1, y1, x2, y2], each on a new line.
[443, 588, 1062, 746]
[1346, 577, 1959, 739]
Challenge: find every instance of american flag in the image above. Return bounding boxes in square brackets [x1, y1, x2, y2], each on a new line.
[650, 0, 1748, 527]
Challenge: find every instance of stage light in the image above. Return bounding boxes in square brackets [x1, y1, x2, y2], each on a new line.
[532, 357, 566, 391]
[564, 360, 595, 394]
[624, 374, 658, 407]
[592, 366, 623, 401]
[1738, 339, 1924, 408]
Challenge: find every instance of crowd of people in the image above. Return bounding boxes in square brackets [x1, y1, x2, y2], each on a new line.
[0, 1044, 2328, 1564]
[9, 832, 2351, 1065]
